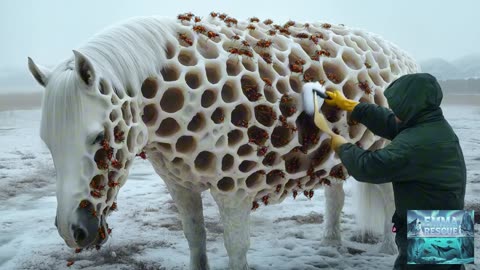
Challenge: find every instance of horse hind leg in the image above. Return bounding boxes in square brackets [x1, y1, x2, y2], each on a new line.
[210, 190, 252, 270]
[321, 181, 345, 246]
[163, 178, 209, 270]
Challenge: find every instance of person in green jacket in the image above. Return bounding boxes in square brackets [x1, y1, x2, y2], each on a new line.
[313, 73, 466, 270]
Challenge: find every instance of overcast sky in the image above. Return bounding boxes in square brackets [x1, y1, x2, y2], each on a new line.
[1, 0, 480, 70]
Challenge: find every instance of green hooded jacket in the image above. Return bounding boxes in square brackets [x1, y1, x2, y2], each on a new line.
[338, 73, 466, 223]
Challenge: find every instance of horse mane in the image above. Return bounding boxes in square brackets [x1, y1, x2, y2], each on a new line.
[40, 70, 87, 151]
[81, 16, 178, 88]
[40, 16, 178, 149]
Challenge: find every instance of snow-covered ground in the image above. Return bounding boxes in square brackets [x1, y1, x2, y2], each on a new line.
[0, 105, 478, 270]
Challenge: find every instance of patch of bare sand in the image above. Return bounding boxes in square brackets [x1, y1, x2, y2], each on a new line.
[0, 92, 42, 111]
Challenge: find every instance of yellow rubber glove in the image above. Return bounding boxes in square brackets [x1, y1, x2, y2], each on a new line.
[313, 97, 348, 152]
[313, 96, 334, 136]
[331, 134, 348, 152]
[325, 90, 359, 112]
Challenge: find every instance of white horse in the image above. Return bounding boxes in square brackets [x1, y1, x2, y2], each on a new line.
[28, 16, 400, 269]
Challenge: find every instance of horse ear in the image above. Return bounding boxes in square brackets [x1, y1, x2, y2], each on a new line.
[73, 50, 96, 87]
[28, 57, 51, 87]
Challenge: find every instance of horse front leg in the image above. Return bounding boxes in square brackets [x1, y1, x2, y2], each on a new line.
[210, 191, 252, 270]
[321, 181, 345, 246]
[163, 178, 209, 270]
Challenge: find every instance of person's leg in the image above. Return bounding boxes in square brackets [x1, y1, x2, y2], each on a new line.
[393, 231, 408, 270]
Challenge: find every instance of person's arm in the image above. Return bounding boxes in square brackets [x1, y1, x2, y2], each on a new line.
[337, 138, 411, 184]
[325, 90, 400, 140]
[351, 103, 400, 140]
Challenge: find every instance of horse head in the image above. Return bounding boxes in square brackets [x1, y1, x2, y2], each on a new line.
[28, 50, 146, 249]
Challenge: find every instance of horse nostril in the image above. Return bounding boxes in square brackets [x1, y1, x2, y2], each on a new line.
[54, 216, 58, 228]
[73, 227, 88, 243]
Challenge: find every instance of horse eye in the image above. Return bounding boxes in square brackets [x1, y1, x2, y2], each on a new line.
[93, 133, 104, 145]
[98, 80, 107, 95]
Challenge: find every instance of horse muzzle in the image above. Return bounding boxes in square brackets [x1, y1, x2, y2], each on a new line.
[56, 205, 103, 248]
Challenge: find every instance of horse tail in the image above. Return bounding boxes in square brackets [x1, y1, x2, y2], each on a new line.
[353, 181, 395, 236]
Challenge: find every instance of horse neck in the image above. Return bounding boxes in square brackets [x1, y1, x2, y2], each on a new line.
[79, 18, 177, 156]
[80, 18, 177, 154]
[82, 17, 175, 107]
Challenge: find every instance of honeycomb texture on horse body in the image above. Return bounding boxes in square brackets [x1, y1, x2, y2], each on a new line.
[94, 14, 419, 209]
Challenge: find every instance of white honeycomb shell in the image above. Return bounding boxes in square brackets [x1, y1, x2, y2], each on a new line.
[92, 14, 419, 209]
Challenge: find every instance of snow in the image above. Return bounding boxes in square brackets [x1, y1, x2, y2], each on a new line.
[0, 106, 478, 270]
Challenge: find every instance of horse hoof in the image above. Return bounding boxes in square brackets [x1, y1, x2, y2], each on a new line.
[377, 242, 398, 255]
[320, 238, 342, 247]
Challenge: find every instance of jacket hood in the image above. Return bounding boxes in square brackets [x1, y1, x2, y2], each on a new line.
[384, 73, 444, 126]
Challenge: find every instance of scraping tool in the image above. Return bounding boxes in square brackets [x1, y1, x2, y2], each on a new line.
[302, 82, 331, 116]
[302, 82, 335, 136]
